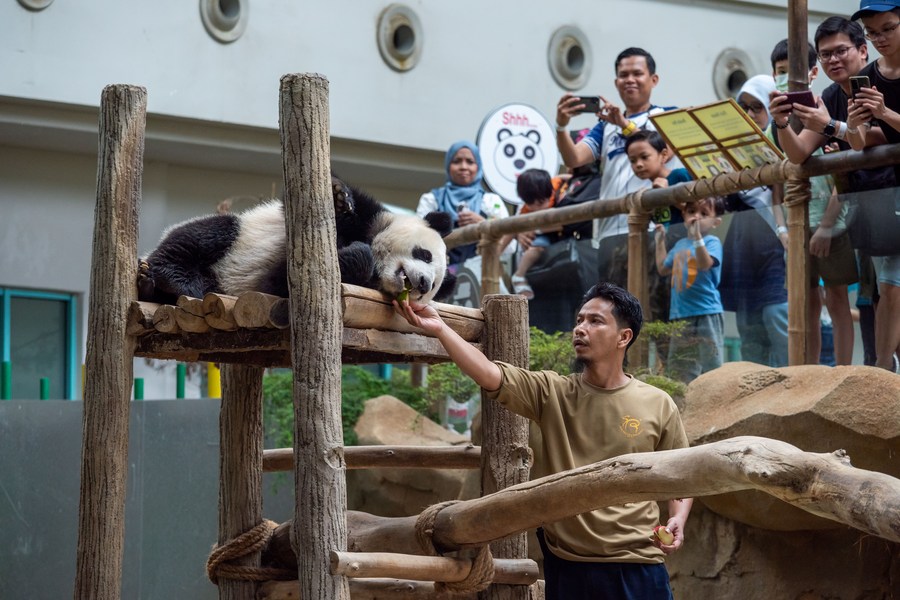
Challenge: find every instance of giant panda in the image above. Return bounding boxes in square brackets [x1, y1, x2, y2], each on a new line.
[137, 177, 457, 305]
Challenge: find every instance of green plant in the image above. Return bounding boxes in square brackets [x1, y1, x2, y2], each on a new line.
[262, 365, 426, 449]
[528, 327, 575, 374]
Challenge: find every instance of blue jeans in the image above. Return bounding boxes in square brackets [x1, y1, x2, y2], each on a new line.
[537, 528, 673, 600]
[736, 302, 788, 367]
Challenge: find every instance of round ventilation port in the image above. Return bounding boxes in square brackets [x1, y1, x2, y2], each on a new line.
[377, 4, 423, 72]
[17, 0, 53, 10]
[713, 48, 755, 100]
[200, 0, 248, 44]
[548, 26, 592, 90]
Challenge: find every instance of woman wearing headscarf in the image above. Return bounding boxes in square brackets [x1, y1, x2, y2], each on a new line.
[417, 140, 509, 268]
[719, 74, 789, 367]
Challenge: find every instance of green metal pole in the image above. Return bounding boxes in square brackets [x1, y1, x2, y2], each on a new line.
[134, 378, 144, 401]
[40, 378, 50, 400]
[176, 363, 186, 399]
[1, 361, 10, 400]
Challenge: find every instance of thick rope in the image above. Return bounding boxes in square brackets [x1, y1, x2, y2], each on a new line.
[206, 519, 295, 584]
[414, 500, 495, 595]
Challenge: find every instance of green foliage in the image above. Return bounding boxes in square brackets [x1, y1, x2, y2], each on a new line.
[424, 362, 479, 407]
[632, 369, 687, 403]
[262, 365, 426, 449]
[528, 327, 575, 374]
[641, 319, 687, 342]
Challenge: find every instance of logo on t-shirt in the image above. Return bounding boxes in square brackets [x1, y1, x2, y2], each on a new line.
[620, 415, 642, 438]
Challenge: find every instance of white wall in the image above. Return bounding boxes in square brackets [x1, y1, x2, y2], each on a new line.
[1, 0, 851, 153]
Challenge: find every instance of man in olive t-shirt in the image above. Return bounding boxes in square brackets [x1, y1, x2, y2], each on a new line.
[394, 282, 692, 600]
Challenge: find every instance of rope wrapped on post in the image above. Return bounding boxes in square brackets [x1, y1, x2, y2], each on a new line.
[415, 500, 495, 594]
[206, 519, 295, 584]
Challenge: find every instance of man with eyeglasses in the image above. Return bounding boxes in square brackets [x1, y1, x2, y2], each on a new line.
[846, 1, 900, 373]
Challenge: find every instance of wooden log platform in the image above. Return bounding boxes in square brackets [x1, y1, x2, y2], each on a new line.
[130, 283, 484, 365]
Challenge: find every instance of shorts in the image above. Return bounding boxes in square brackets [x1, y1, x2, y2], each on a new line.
[872, 254, 900, 287]
[530, 233, 552, 249]
[809, 229, 859, 288]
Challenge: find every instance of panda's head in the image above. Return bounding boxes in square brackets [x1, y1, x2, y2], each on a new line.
[370, 211, 454, 304]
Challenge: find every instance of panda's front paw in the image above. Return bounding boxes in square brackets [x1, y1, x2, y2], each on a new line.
[137, 260, 156, 301]
[331, 176, 354, 215]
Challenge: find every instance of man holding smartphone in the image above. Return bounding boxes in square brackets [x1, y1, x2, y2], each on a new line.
[554, 47, 677, 305]
[847, 0, 900, 373]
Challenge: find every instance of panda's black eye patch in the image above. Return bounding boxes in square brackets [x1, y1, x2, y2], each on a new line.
[412, 246, 432, 263]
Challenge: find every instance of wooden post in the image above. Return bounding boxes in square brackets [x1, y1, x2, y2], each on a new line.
[784, 179, 811, 366]
[75, 84, 146, 600]
[479, 236, 503, 297]
[480, 294, 531, 600]
[217, 364, 265, 600]
[279, 73, 350, 599]
[786, 0, 811, 367]
[627, 210, 651, 368]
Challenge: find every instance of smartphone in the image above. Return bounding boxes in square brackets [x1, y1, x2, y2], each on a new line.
[850, 75, 871, 98]
[783, 90, 816, 108]
[576, 95, 603, 114]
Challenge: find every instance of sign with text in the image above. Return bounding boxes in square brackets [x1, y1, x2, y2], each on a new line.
[476, 103, 560, 206]
[650, 99, 783, 180]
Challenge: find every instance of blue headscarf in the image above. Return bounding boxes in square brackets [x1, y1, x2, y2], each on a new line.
[430, 140, 486, 224]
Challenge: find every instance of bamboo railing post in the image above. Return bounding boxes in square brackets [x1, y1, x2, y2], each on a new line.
[478, 235, 503, 296]
[784, 178, 811, 366]
[627, 207, 651, 368]
[217, 364, 265, 600]
[74, 84, 145, 600]
[480, 294, 531, 600]
[279, 73, 350, 600]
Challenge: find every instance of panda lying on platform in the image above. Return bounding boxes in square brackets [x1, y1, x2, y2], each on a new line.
[137, 177, 457, 305]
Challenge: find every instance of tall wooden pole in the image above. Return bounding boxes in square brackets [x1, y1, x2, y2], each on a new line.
[217, 364, 265, 600]
[75, 84, 146, 600]
[279, 73, 350, 600]
[787, 0, 811, 365]
[479, 295, 531, 600]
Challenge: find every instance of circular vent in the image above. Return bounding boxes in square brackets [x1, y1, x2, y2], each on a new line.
[377, 4, 423, 72]
[548, 26, 592, 90]
[713, 48, 755, 100]
[17, 0, 53, 10]
[200, 0, 248, 44]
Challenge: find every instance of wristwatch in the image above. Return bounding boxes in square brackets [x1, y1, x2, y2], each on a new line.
[822, 118, 836, 137]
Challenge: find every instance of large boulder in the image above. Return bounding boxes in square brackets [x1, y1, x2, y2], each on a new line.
[682, 362, 900, 530]
[346, 395, 472, 517]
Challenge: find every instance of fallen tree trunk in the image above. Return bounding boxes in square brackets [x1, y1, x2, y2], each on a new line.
[263, 436, 900, 566]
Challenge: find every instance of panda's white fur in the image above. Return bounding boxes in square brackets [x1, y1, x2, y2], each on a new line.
[370, 212, 448, 303]
[139, 193, 450, 305]
[213, 200, 285, 296]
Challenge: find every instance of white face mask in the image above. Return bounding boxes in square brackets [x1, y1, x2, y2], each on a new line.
[774, 73, 789, 93]
[774, 71, 814, 93]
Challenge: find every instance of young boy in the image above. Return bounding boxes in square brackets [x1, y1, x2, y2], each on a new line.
[848, 1, 900, 371]
[654, 198, 725, 383]
[502, 168, 559, 300]
[624, 129, 691, 240]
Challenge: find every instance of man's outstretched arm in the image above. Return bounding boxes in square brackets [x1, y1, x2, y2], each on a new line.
[393, 300, 502, 392]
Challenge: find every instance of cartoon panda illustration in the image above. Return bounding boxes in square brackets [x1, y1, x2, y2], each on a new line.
[137, 178, 456, 305]
[494, 128, 544, 184]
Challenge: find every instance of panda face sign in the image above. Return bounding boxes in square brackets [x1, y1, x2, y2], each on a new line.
[494, 128, 543, 184]
[370, 213, 448, 304]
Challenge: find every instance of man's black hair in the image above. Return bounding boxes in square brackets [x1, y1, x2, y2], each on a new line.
[516, 168, 554, 205]
[815, 16, 866, 49]
[770, 38, 817, 71]
[578, 282, 643, 352]
[624, 129, 666, 154]
[615, 47, 656, 75]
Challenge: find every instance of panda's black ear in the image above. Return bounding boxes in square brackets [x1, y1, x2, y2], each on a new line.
[423, 211, 453, 238]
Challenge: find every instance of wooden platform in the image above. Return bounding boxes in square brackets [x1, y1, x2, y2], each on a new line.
[131, 283, 484, 366]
